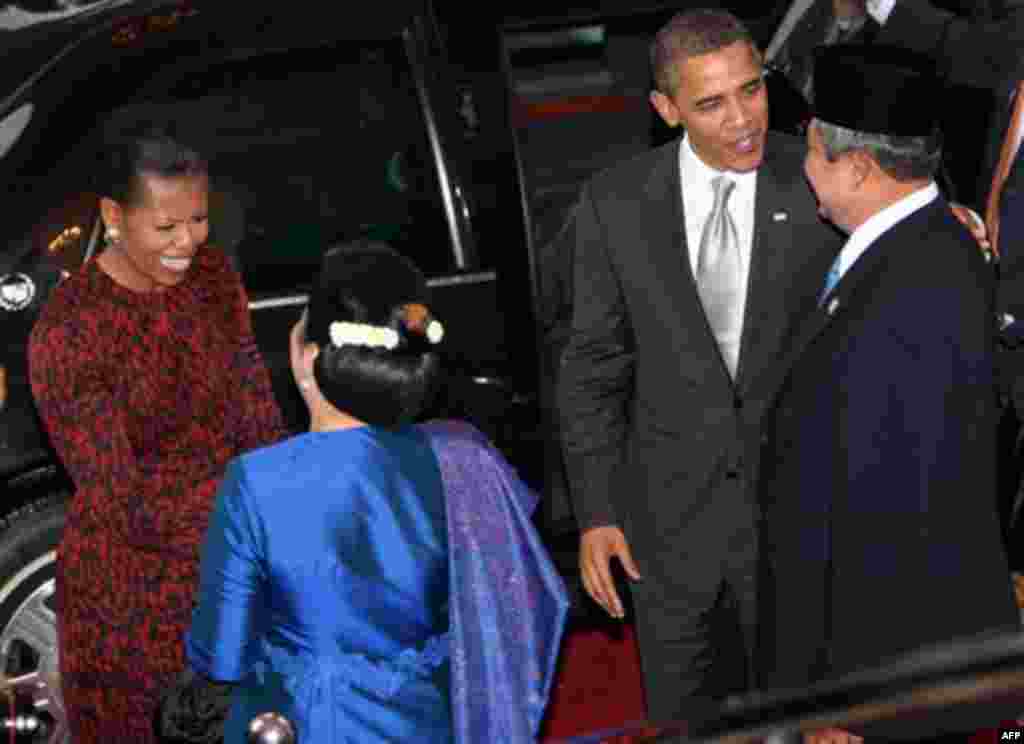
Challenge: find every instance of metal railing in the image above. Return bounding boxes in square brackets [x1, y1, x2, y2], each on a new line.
[579, 627, 1024, 743]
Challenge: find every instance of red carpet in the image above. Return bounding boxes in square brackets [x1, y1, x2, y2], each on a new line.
[540, 623, 646, 741]
[539, 623, 1019, 743]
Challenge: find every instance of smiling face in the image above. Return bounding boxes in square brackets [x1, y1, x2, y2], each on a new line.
[99, 171, 210, 292]
[651, 40, 768, 173]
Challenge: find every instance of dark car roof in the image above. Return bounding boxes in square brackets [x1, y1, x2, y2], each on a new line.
[495, 0, 786, 29]
[0, 0, 427, 118]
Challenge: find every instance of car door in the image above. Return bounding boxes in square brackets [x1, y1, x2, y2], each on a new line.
[132, 19, 537, 455]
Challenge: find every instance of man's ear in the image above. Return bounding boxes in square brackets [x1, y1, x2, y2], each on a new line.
[849, 149, 876, 188]
[650, 90, 681, 128]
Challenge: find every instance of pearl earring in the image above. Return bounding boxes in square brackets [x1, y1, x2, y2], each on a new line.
[105, 226, 120, 244]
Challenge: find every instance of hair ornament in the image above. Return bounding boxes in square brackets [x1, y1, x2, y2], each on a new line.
[329, 321, 399, 350]
[426, 319, 444, 344]
[401, 303, 444, 344]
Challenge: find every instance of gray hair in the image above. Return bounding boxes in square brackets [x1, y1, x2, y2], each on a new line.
[813, 119, 942, 182]
[650, 9, 760, 97]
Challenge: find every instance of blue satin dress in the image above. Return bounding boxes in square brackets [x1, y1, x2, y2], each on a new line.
[185, 426, 452, 743]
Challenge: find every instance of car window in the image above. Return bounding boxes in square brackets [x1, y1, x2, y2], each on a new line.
[148, 38, 454, 295]
[1, 16, 455, 295]
[0, 102, 33, 161]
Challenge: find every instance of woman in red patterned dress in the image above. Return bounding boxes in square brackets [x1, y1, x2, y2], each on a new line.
[27, 118, 288, 742]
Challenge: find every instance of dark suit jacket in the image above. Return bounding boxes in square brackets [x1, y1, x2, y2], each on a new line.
[758, 195, 1019, 700]
[557, 132, 841, 566]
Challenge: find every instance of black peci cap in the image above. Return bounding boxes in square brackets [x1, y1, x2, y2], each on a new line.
[812, 44, 944, 137]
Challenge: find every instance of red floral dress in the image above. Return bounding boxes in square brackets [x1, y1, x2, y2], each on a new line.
[28, 247, 288, 743]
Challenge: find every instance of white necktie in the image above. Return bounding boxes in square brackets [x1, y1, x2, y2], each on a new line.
[697, 175, 743, 377]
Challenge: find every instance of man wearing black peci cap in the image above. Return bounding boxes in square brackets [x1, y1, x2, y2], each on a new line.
[757, 44, 1021, 743]
[833, 0, 1024, 577]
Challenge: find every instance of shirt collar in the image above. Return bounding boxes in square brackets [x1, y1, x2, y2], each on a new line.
[681, 133, 758, 190]
[836, 181, 939, 277]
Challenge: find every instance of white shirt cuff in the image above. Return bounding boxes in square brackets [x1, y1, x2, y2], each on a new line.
[866, 0, 897, 24]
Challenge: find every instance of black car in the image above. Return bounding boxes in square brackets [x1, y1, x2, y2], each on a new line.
[0, 1, 905, 739]
[0, 1, 549, 738]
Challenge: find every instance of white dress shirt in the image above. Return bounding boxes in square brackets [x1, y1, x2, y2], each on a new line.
[679, 133, 758, 355]
[866, 0, 898, 25]
[831, 181, 939, 285]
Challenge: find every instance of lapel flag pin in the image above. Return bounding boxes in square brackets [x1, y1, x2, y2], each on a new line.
[772, 211, 788, 222]
[827, 297, 840, 315]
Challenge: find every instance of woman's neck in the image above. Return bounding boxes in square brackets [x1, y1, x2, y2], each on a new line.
[97, 247, 161, 293]
[309, 407, 367, 433]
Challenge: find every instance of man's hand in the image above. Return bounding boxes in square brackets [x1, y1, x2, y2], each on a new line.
[834, 0, 867, 20]
[579, 526, 642, 619]
[805, 728, 864, 744]
[950, 202, 993, 256]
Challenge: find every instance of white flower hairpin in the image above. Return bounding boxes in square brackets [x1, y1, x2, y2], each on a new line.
[329, 321, 400, 350]
[426, 320, 444, 343]
[326, 305, 444, 351]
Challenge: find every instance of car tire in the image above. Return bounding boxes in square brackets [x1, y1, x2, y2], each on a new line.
[0, 492, 68, 743]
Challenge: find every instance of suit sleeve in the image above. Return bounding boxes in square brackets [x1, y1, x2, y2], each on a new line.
[556, 185, 634, 530]
[841, 256, 1018, 736]
[995, 181, 1024, 417]
[186, 460, 267, 682]
[878, 0, 1024, 90]
[841, 251, 1006, 626]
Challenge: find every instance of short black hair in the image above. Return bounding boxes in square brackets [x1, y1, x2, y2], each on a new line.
[305, 241, 442, 427]
[95, 114, 207, 206]
[650, 9, 758, 96]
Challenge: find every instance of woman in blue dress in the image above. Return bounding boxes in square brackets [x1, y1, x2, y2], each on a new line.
[174, 242, 568, 743]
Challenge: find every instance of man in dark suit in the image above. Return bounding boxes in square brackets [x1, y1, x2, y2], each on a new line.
[758, 44, 1020, 743]
[557, 9, 843, 721]
[851, 0, 1024, 567]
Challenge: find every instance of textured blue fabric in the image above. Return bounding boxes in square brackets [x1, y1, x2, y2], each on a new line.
[186, 426, 452, 743]
[186, 421, 568, 743]
[421, 420, 570, 743]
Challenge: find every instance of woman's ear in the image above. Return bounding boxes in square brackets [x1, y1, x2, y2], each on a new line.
[99, 197, 122, 233]
[302, 343, 320, 378]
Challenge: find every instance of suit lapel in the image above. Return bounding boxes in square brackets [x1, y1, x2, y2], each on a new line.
[641, 140, 733, 382]
[735, 139, 818, 394]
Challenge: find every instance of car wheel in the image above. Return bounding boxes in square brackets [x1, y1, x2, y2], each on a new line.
[0, 493, 67, 743]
